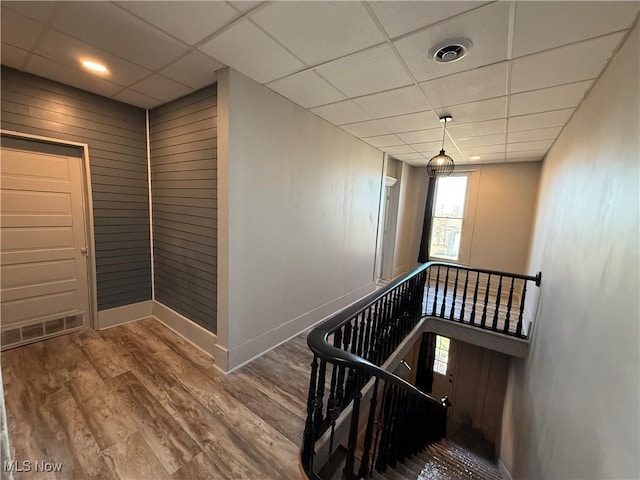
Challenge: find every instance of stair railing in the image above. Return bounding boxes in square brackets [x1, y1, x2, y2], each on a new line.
[301, 261, 541, 479]
[424, 263, 541, 338]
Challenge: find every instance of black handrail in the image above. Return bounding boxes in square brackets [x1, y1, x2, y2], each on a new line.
[302, 261, 541, 479]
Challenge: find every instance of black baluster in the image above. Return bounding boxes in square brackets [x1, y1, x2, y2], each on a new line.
[504, 277, 515, 334]
[492, 275, 503, 331]
[343, 375, 362, 480]
[449, 268, 460, 319]
[312, 359, 326, 437]
[470, 271, 480, 325]
[516, 280, 528, 338]
[440, 267, 450, 317]
[481, 273, 491, 327]
[460, 269, 469, 322]
[302, 355, 319, 469]
[327, 331, 341, 454]
[358, 377, 380, 480]
[431, 266, 441, 316]
[363, 307, 373, 362]
[336, 327, 347, 404]
[371, 382, 388, 474]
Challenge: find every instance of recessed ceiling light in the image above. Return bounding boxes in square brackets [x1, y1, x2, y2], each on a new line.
[470, 156, 481, 160]
[81, 60, 109, 74]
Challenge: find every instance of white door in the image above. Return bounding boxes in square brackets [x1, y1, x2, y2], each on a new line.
[431, 335, 457, 417]
[1, 147, 90, 349]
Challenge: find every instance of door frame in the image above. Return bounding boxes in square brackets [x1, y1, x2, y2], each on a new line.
[1, 129, 98, 331]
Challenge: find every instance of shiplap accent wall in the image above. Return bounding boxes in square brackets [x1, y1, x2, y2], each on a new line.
[0, 67, 151, 310]
[149, 86, 217, 333]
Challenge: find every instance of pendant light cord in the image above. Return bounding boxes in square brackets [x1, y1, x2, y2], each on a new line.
[441, 118, 447, 150]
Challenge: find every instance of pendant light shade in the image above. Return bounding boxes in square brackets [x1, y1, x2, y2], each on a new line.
[427, 116, 455, 178]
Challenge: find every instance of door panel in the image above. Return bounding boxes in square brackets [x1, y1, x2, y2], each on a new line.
[1, 147, 90, 349]
[431, 336, 457, 417]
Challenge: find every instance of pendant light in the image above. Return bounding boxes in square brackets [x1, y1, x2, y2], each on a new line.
[427, 115, 455, 178]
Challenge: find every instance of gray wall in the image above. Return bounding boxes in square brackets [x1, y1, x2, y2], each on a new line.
[500, 24, 639, 479]
[149, 86, 217, 333]
[0, 67, 151, 311]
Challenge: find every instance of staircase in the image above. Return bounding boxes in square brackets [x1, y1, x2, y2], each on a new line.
[368, 439, 501, 480]
[301, 261, 540, 480]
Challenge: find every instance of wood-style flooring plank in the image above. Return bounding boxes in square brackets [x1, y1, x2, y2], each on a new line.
[102, 432, 170, 480]
[1, 319, 318, 480]
[170, 451, 229, 480]
[38, 388, 116, 479]
[108, 371, 200, 475]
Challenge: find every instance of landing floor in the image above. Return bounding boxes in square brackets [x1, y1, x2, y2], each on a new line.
[1, 318, 312, 479]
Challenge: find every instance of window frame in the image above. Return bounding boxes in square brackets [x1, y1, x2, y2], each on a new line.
[428, 172, 473, 264]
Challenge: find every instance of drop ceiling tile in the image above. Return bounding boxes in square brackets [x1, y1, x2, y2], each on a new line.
[398, 128, 443, 144]
[460, 144, 506, 156]
[507, 150, 548, 160]
[315, 44, 412, 97]
[341, 119, 392, 138]
[384, 145, 417, 155]
[437, 97, 506, 125]
[510, 32, 625, 94]
[34, 30, 151, 87]
[116, 1, 239, 45]
[410, 139, 457, 153]
[509, 81, 592, 116]
[251, 1, 385, 66]
[160, 51, 224, 90]
[507, 156, 544, 163]
[394, 2, 510, 82]
[507, 127, 562, 144]
[513, 1, 639, 58]
[50, 2, 189, 71]
[420, 62, 507, 109]
[455, 133, 506, 148]
[448, 118, 506, 137]
[392, 153, 426, 161]
[25, 55, 123, 98]
[379, 111, 441, 133]
[130, 74, 193, 103]
[228, 1, 264, 13]
[470, 152, 506, 163]
[310, 100, 372, 125]
[268, 70, 346, 108]
[354, 85, 430, 118]
[507, 140, 554, 153]
[369, 1, 488, 39]
[2, 1, 57, 23]
[199, 19, 304, 83]
[507, 109, 574, 132]
[364, 135, 405, 148]
[1, 7, 46, 50]
[0, 43, 29, 69]
[113, 88, 162, 109]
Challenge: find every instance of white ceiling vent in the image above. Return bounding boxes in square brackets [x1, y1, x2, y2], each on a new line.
[429, 38, 473, 63]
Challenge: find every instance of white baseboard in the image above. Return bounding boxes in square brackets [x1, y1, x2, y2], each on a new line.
[224, 282, 376, 373]
[97, 300, 153, 329]
[498, 458, 515, 480]
[152, 301, 218, 362]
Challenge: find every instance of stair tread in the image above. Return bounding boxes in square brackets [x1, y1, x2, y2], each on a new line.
[364, 438, 503, 480]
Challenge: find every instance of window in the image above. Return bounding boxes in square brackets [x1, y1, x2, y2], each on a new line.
[429, 174, 470, 261]
[433, 335, 450, 375]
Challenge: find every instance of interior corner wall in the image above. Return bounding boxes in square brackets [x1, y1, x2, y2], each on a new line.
[0, 66, 151, 311]
[465, 162, 541, 273]
[500, 23, 639, 480]
[392, 162, 429, 278]
[219, 68, 384, 370]
[148, 86, 218, 333]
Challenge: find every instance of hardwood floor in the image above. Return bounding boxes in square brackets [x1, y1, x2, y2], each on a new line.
[1, 318, 313, 479]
